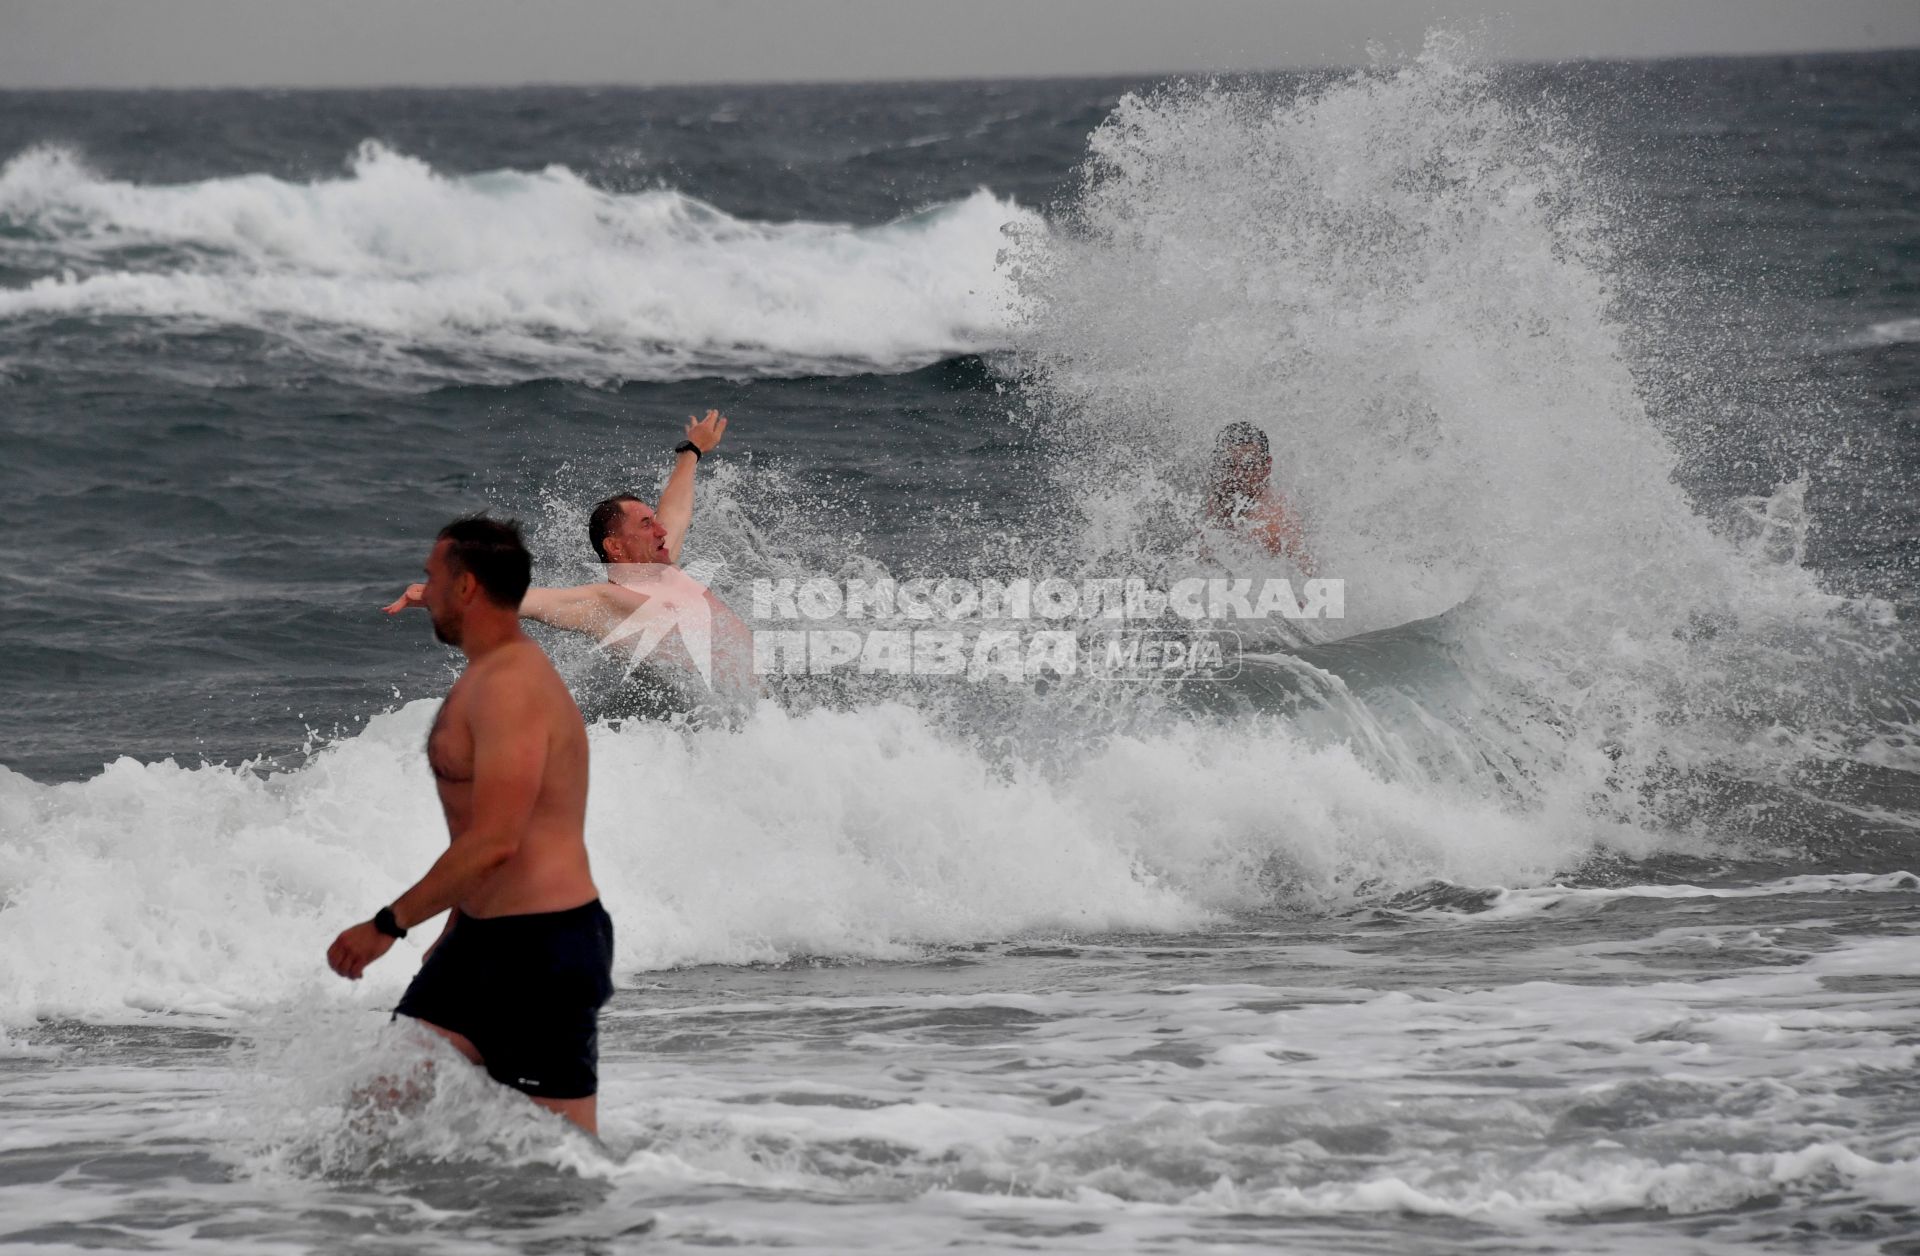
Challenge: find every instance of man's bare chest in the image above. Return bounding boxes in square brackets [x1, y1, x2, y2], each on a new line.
[426, 695, 474, 783]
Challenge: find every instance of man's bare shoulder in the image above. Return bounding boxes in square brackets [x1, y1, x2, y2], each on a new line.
[441, 664, 482, 712]
[465, 640, 571, 706]
[460, 651, 579, 752]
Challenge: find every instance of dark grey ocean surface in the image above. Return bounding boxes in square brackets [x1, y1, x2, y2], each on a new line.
[2, 48, 1919, 1254]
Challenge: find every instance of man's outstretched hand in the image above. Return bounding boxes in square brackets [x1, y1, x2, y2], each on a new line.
[328, 920, 395, 980]
[685, 409, 728, 455]
[384, 583, 426, 614]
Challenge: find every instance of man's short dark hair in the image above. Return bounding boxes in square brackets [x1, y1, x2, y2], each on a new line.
[1215, 422, 1270, 457]
[587, 493, 645, 562]
[437, 515, 532, 608]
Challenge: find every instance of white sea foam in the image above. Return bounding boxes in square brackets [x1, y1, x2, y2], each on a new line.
[1861, 315, 1920, 347]
[0, 142, 1031, 382]
[0, 695, 1618, 1028]
[4, 909, 1907, 1251]
[1456, 870, 1920, 920]
[587, 923, 1920, 1222]
[204, 913, 1920, 1242]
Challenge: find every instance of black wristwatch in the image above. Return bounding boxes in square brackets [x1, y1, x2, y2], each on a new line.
[673, 440, 703, 460]
[373, 906, 408, 939]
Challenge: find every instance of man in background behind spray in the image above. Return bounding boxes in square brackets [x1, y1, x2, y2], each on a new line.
[1204, 421, 1317, 574]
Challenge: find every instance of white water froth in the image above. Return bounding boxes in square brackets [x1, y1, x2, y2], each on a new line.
[210, 897, 1920, 1246]
[1012, 40, 1898, 840]
[0, 142, 1031, 382]
[0, 696, 1617, 1028]
[3, 889, 1912, 1250]
[1859, 315, 1920, 347]
[1461, 870, 1920, 920]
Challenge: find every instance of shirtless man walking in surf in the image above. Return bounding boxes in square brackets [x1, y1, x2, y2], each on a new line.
[328, 516, 613, 1135]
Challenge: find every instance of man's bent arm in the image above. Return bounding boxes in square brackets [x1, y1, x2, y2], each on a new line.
[388, 679, 546, 930]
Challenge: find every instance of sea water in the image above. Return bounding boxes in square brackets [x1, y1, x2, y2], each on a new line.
[2, 43, 1918, 1253]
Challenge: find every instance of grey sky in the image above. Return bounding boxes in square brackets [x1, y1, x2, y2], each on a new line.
[2, 0, 1916, 89]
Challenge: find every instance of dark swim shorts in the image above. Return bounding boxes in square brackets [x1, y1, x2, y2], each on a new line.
[394, 899, 615, 1100]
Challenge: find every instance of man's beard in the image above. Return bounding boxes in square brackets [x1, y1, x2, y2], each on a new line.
[430, 610, 459, 646]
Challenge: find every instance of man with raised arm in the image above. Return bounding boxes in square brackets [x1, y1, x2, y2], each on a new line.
[385, 410, 755, 698]
[330, 516, 613, 1135]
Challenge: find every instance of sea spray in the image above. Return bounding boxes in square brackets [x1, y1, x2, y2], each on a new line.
[1007, 39, 1914, 845]
[225, 1009, 596, 1181]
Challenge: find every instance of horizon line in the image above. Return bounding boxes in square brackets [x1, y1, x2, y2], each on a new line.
[1, 42, 1914, 94]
